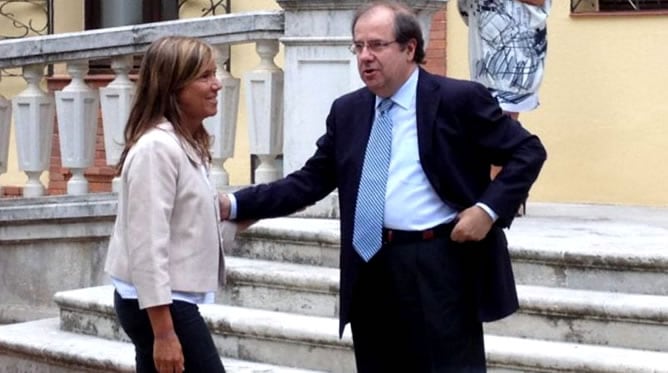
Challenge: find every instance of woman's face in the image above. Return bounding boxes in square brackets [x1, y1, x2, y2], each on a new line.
[177, 59, 221, 130]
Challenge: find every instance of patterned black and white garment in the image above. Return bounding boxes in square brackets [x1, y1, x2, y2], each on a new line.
[458, 0, 551, 113]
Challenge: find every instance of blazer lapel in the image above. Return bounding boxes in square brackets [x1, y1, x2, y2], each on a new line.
[416, 69, 441, 189]
[350, 91, 377, 176]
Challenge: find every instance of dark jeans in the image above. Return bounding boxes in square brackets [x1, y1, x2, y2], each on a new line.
[350, 237, 486, 373]
[114, 291, 225, 373]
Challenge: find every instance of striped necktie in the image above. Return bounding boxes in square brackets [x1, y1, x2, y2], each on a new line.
[352, 98, 394, 262]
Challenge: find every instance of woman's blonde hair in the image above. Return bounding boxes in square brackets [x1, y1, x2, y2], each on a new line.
[116, 36, 215, 174]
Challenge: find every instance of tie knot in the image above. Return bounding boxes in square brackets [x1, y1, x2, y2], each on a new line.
[378, 98, 393, 114]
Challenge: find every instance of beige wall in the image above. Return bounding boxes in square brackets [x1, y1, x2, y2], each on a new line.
[446, 2, 668, 206]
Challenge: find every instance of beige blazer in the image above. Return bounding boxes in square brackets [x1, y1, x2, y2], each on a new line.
[105, 122, 224, 309]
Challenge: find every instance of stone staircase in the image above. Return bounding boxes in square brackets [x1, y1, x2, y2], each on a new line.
[1, 203, 668, 372]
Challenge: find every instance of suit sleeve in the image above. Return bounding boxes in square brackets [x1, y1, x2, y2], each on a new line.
[461, 83, 547, 226]
[234, 108, 339, 221]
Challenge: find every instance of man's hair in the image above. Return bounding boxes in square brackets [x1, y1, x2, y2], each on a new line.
[351, 0, 426, 64]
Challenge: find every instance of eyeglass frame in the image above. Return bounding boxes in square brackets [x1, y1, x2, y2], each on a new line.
[349, 39, 398, 55]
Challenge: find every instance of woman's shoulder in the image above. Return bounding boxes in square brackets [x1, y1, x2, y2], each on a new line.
[135, 122, 180, 148]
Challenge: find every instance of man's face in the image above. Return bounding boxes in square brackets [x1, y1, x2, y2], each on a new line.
[353, 6, 416, 98]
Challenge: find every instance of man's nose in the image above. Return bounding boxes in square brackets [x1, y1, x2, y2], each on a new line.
[358, 46, 375, 61]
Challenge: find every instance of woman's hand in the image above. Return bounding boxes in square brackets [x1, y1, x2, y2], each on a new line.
[153, 330, 184, 373]
[147, 305, 184, 372]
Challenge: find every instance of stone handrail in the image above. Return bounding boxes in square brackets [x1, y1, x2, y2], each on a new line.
[0, 11, 284, 68]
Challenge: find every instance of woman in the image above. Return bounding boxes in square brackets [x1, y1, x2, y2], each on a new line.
[105, 36, 226, 373]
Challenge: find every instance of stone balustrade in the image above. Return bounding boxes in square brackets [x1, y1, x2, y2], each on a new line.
[0, 11, 286, 196]
[0, 1, 447, 198]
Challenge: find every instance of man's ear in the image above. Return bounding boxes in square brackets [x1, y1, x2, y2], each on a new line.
[405, 39, 417, 60]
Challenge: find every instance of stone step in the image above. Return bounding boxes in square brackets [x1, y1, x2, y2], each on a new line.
[486, 335, 668, 373]
[0, 318, 325, 373]
[222, 256, 668, 351]
[488, 286, 668, 352]
[506, 210, 668, 296]
[232, 216, 668, 295]
[222, 256, 339, 318]
[55, 286, 356, 373]
[231, 217, 340, 268]
[55, 286, 668, 373]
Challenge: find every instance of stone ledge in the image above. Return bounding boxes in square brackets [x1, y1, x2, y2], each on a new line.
[226, 256, 339, 293]
[485, 334, 668, 373]
[0, 11, 285, 68]
[0, 318, 327, 373]
[517, 285, 668, 323]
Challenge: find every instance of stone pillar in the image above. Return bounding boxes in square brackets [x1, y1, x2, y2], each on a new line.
[244, 39, 284, 184]
[276, 0, 447, 175]
[12, 64, 55, 197]
[100, 55, 135, 192]
[0, 74, 11, 197]
[54, 60, 99, 195]
[203, 44, 240, 188]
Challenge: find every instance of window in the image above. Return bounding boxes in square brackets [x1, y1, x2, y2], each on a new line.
[572, 0, 668, 13]
[83, 0, 230, 74]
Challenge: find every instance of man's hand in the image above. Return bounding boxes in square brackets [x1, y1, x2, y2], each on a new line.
[450, 205, 494, 243]
[218, 192, 231, 220]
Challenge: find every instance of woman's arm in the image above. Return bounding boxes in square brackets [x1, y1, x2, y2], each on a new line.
[517, 0, 545, 5]
[147, 305, 184, 373]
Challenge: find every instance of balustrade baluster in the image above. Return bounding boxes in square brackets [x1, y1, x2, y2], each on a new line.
[100, 55, 135, 192]
[12, 64, 55, 197]
[203, 44, 240, 188]
[244, 39, 284, 184]
[54, 60, 99, 195]
[0, 74, 11, 197]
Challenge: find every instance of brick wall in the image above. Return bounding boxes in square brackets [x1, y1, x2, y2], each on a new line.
[423, 7, 447, 76]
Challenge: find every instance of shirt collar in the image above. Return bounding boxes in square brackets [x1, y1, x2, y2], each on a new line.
[375, 67, 419, 110]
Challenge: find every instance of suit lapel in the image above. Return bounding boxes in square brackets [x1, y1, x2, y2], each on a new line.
[351, 91, 377, 176]
[416, 69, 441, 188]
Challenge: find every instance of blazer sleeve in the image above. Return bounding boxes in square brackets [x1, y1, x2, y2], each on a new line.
[459, 82, 547, 226]
[124, 137, 179, 308]
[234, 110, 339, 221]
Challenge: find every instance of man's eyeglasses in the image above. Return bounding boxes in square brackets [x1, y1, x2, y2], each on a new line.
[349, 40, 397, 55]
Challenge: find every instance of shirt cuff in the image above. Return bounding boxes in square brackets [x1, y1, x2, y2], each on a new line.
[228, 193, 238, 220]
[475, 202, 498, 222]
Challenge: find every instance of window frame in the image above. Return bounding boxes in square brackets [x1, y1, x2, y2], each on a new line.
[571, 0, 668, 14]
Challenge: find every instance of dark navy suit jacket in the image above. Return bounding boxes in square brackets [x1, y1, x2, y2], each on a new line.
[234, 68, 547, 336]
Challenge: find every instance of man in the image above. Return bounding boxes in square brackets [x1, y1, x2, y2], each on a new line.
[220, 1, 546, 371]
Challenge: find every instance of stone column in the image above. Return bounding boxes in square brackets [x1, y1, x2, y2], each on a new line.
[100, 55, 135, 192]
[0, 74, 11, 197]
[276, 0, 447, 175]
[54, 60, 99, 195]
[12, 64, 55, 197]
[203, 44, 240, 188]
